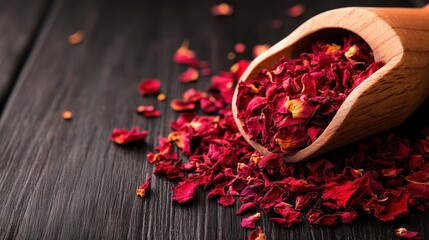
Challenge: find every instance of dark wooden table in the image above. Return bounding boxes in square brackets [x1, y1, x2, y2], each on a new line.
[1, 0, 428, 239]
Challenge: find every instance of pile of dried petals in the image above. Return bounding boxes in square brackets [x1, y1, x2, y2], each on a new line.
[124, 37, 428, 240]
[236, 34, 383, 154]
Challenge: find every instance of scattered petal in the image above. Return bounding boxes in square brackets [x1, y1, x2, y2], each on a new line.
[253, 44, 270, 58]
[234, 43, 246, 53]
[211, 3, 234, 16]
[395, 228, 423, 240]
[138, 78, 161, 95]
[287, 4, 305, 18]
[62, 111, 73, 120]
[68, 31, 85, 45]
[172, 180, 199, 203]
[241, 212, 261, 229]
[248, 226, 266, 240]
[136, 175, 152, 198]
[170, 99, 196, 111]
[157, 93, 166, 101]
[174, 40, 200, 66]
[179, 67, 199, 83]
[110, 127, 148, 144]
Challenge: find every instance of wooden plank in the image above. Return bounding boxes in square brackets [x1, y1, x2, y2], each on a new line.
[0, 0, 52, 112]
[0, 0, 427, 239]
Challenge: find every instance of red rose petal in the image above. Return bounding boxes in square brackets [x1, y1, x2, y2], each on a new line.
[172, 180, 199, 203]
[174, 41, 200, 66]
[170, 99, 196, 111]
[138, 78, 161, 95]
[218, 195, 235, 207]
[252, 44, 270, 58]
[248, 226, 265, 240]
[287, 4, 305, 18]
[269, 208, 302, 228]
[110, 127, 148, 144]
[179, 67, 199, 83]
[395, 228, 424, 240]
[236, 202, 258, 215]
[241, 212, 261, 229]
[234, 43, 246, 53]
[136, 174, 152, 198]
[230, 60, 251, 80]
[211, 3, 234, 16]
[136, 105, 161, 118]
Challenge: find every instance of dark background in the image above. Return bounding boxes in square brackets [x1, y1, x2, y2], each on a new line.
[0, 0, 428, 239]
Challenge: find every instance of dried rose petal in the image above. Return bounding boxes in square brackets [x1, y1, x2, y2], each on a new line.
[241, 212, 261, 229]
[172, 180, 199, 203]
[218, 195, 235, 207]
[395, 228, 424, 240]
[211, 3, 234, 16]
[287, 4, 305, 18]
[248, 226, 265, 240]
[157, 93, 166, 101]
[179, 67, 199, 83]
[252, 44, 270, 58]
[136, 175, 151, 198]
[62, 111, 73, 120]
[234, 43, 246, 53]
[183, 88, 206, 102]
[138, 78, 161, 95]
[136, 105, 161, 118]
[236, 202, 258, 215]
[68, 31, 85, 45]
[230, 60, 250, 80]
[110, 127, 148, 144]
[170, 99, 196, 111]
[269, 207, 302, 228]
[369, 189, 410, 221]
[174, 41, 200, 66]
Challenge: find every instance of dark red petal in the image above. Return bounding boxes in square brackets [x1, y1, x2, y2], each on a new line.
[136, 174, 152, 198]
[248, 226, 265, 240]
[138, 78, 161, 95]
[236, 202, 258, 215]
[171, 180, 199, 203]
[211, 3, 234, 16]
[395, 228, 424, 240]
[179, 67, 199, 83]
[241, 213, 261, 229]
[110, 127, 148, 144]
[286, 4, 305, 18]
[218, 195, 235, 207]
[170, 99, 196, 111]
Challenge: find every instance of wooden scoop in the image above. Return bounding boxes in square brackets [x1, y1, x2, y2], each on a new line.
[232, 5, 429, 163]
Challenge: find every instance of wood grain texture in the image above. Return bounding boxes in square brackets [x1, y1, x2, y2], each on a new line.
[0, 0, 52, 112]
[0, 0, 428, 240]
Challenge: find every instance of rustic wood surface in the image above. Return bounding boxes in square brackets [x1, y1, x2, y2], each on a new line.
[0, 0, 52, 112]
[0, 0, 428, 239]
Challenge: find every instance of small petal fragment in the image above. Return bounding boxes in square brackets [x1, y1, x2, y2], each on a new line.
[138, 78, 161, 95]
[179, 68, 199, 83]
[170, 99, 196, 111]
[211, 3, 234, 16]
[136, 175, 152, 198]
[241, 213, 261, 229]
[110, 127, 148, 144]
